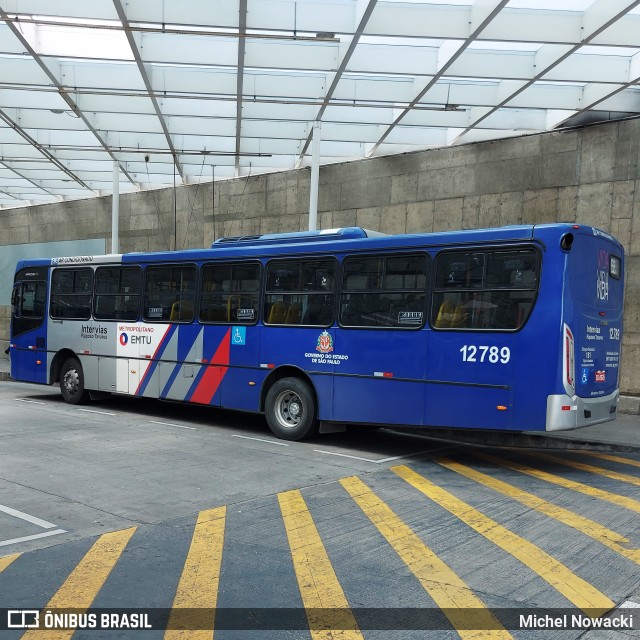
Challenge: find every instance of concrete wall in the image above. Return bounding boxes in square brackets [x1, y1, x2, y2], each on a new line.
[1, 117, 639, 393]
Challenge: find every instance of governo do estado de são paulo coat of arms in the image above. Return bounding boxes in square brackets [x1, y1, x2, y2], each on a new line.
[316, 330, 334, 354]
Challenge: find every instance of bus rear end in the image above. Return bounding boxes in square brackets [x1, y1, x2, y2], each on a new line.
[546, 226, 624, 430]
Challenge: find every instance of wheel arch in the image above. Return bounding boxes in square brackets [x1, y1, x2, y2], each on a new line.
[260, 365, 318, 414]
[50, 348, 79, 384]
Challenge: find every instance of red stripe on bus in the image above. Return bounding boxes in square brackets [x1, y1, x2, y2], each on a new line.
[190, 328, 231, 405]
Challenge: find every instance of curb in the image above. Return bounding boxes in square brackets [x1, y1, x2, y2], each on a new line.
[619, 395, 640, 416]
[521, 434, 640, 454]
[399, 427, 640, 454]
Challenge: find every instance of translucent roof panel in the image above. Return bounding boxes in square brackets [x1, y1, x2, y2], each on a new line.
[0, 0, 639, 209]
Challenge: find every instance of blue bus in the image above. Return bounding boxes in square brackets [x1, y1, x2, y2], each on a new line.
[9, 223, 624, 440]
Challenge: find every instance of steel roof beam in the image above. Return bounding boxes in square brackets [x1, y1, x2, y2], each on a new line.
[0, 6, 137, 188]
[112, 0, 185, 185]
[553, 75, 640, 129]
[2, 78, 636, 120]
[367, 0, 511, 157]
[0, 179, 21, 201]
[0, 108, 92, 191]
[235, 0, 248, 176]
[295, 0, 378, 167]
[4, 8, 640, 49]
[452, 0, 640, 145]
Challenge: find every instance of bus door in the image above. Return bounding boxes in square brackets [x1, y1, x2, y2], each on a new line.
[332, 254, 429, 426]
[132, 263, 203, 401]
[10, 267, 48, 384]
[221, 323, 261, 411]
[116, 322, 205, 400]
[154, 323, 208, 403]
[187, 261, 262, 410]
[116, 322, 167, 396]
[565, 229, 624, 403]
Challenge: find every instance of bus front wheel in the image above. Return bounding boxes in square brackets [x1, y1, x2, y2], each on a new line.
[60, 357, 90, 405]
[265, 377, 318, 441]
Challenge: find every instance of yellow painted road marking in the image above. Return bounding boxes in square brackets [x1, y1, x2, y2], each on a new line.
[525, 451, 640, 487]
[476, 452, 640, 514]
[340, 476, 512, 639]
[577, 451, 640, 469]
[278, 489, 363, 640]
[165, 506, 226, 640]
[0, 552, 19, 572]
[437, 457, 640, 564]
[22, 527, 136, 640]
[393, 465, 614, 614]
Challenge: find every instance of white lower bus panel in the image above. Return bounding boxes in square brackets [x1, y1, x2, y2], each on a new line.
[545, 389, 619, 431]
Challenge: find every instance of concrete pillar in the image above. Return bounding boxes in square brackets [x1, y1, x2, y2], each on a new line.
[309, 122, 321, 231]
[111, 161, 119, 254]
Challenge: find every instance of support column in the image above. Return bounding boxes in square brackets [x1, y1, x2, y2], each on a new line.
[308, 121, 321, 231]
[111, 161, 120, 254]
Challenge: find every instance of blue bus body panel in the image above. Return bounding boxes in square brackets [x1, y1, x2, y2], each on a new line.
[424, 331, 514, 430]
[10, 330, 48, 384]
[258, 326, 335, 419]
[331, 328, 427, 425]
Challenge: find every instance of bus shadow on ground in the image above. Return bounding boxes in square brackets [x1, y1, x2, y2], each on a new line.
[19, 386, 622, 462]
[19, 387, 471, 458]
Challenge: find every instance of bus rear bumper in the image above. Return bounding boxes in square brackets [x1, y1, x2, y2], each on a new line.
[545, 390, 619, 431]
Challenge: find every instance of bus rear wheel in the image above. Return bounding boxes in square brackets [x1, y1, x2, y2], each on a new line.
[60, 357, 90, 405]
[265, 377, 318, 441]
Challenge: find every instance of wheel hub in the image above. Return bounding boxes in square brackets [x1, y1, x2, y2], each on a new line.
[288, 401, 301, 419]
[63, 370, 79, 393]
[275, 390, 303, 428]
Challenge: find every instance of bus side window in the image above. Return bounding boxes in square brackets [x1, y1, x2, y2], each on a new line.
[434, 299, 455, 328]
[432, 248, 539, 331]
[340, 253, 427, 329]
[94, 267, 142, 321]
[200, 262, 260, 324]
[264, 259, 336, 327]
[143, 265, 196, 322]
[51, 268, 93, 320]
[12, 282, 46, 319]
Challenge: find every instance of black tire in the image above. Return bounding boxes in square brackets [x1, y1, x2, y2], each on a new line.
[60, 357, 90, 405]
[265, 377, 318, 441]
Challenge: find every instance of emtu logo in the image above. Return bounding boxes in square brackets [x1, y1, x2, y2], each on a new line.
[119, 332, 128, 346]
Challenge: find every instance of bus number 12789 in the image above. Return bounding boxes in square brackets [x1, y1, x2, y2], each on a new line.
[459, 345, 511, 364]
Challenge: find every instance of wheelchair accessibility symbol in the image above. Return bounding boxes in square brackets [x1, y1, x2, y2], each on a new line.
[232, 326, 246, 346]
[581, 368, 589, 385]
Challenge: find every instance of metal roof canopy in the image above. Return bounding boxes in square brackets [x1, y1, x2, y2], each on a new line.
[0, 0, 639, 209]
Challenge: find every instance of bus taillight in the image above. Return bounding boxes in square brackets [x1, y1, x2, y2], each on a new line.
[563, 324, 575, 394]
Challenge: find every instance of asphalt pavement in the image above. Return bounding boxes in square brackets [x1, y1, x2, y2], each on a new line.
[2, 357, 640, 639]
[1, 357, 639, 452]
